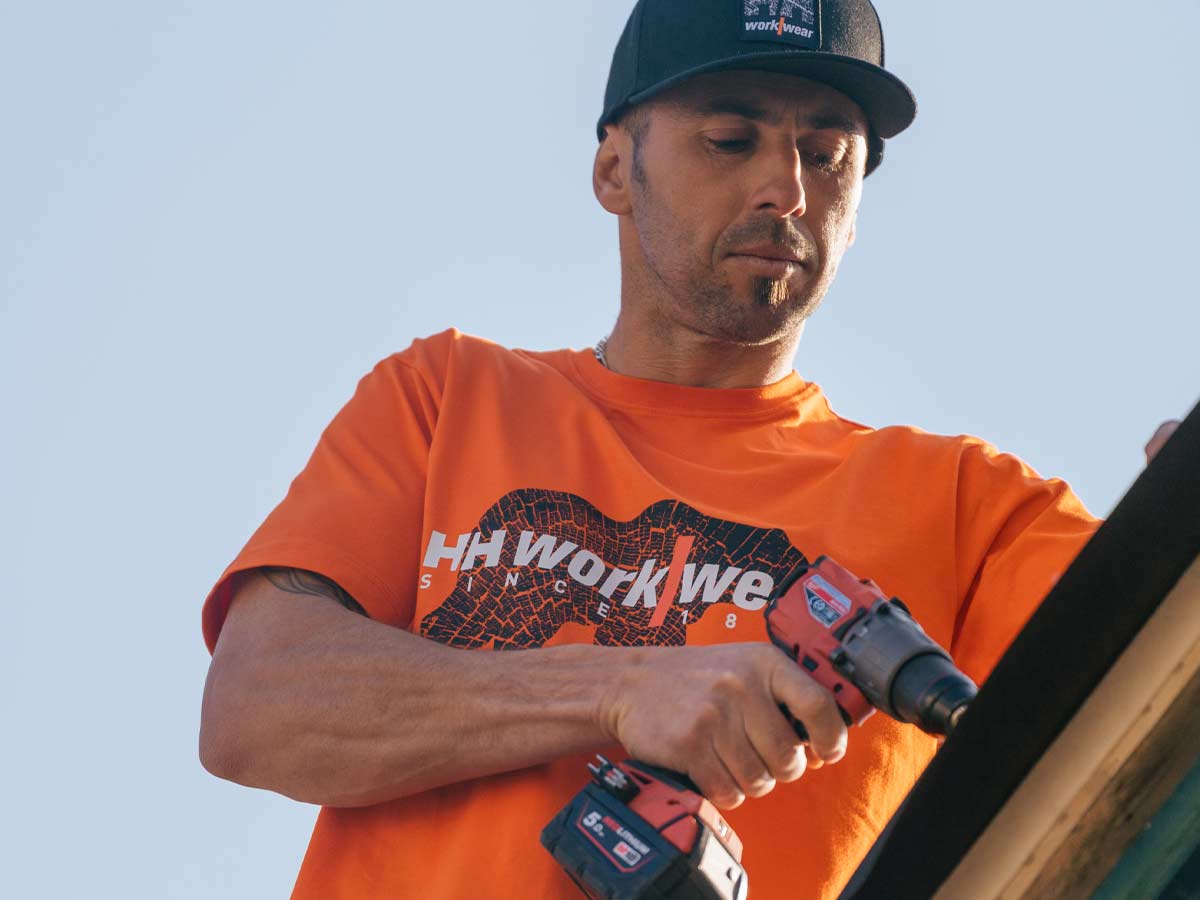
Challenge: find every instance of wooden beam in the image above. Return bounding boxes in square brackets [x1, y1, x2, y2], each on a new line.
[1022, 646, 1200, 898]
[933, 555, 1200, 900]
[1090, 757, 1200, 900]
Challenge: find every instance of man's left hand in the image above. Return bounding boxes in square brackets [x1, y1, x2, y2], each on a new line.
[1145, 420, 1182, 464]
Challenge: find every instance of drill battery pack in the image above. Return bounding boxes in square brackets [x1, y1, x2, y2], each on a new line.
[541, 758, 748, 900]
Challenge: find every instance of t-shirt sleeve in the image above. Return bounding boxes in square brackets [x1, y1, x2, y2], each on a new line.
[201, 353, 439, 653]
[949, 441, 1102, 684]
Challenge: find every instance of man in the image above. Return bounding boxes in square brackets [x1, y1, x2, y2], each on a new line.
[198, 1, 1182, 897]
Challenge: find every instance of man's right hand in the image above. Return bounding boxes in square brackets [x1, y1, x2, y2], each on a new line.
[597, 643, 847, 809]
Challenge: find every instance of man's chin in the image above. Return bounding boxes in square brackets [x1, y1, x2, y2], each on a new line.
[697, 305, 810, 346]
[680, 275, 818, 343]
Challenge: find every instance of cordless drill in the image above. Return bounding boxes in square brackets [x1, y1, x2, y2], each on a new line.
[540, 556, 978, 900]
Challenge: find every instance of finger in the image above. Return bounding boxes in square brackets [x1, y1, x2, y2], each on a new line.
[804, 744, 825, 770]
[689, 742, 746, 810]
[771, 665, 848, 765]
[1145, 420, 1181, 463]
[713, 728, 777, 799]
[744, 701, 808, 784]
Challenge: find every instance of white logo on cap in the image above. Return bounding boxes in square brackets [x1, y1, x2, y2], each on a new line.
[744, 0, 816, 25]
[741, 0, 820, 48]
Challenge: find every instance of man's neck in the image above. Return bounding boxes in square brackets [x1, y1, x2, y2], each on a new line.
[600, 311, 804, 389]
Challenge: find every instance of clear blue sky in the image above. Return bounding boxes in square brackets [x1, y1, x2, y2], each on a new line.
[3, 1, 1197, 896]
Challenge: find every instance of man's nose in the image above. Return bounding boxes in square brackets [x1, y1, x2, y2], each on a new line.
[752, 146, 807, 219]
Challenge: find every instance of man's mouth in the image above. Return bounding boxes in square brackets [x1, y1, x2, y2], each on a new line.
[727, 245, 810, 274]
[728, 244, 808, 265]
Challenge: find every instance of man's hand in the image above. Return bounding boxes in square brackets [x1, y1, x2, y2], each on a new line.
[1145, 419, 1182, 464]
[597, 643, 847, 810]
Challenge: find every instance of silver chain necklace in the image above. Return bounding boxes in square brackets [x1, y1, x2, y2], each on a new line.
[594, 336, 610, 369]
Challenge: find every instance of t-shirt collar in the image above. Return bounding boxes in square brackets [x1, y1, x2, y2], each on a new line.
[569, 347, 820, 420]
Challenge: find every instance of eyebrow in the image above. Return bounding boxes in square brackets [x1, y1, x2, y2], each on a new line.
[682, 97, 866, 136]
[806, 112, 867, 136]
[688, 97, 779, 123]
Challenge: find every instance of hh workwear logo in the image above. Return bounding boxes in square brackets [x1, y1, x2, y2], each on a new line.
[741, 0, 820, 50]
[418, 488, 807, 649]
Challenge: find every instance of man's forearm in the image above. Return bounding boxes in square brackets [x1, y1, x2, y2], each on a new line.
[199, 571, 627, 807]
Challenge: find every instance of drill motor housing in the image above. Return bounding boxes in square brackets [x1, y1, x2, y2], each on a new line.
[766, 556, 977, 737]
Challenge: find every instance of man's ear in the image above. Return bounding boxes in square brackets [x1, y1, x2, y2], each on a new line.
[846, 216, 857, 251]
[594, 127, 633, 216]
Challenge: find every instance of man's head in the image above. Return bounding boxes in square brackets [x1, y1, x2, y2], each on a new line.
[595, 70, 869, 345]
[599, 0, 916, 177]
[595, 0, 915, 349]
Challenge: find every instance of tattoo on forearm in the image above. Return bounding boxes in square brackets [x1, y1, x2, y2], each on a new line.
[260, 567, 368, 616]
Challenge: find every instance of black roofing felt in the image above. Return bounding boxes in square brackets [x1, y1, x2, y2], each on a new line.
[840, 402, 1200, 900]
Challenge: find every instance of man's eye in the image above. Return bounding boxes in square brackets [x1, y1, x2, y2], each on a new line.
[804, 149, 846, 172]
[708, 138, 752, 154]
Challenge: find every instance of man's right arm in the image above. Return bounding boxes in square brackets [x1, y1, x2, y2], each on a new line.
[198, 568, 846, 810]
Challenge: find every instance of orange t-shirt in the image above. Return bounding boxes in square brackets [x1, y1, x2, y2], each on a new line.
[203, 328, 1099, 900]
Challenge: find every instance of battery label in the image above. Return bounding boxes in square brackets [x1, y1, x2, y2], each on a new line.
[613, 840, 642, 866]
[575, 799, 655, 873]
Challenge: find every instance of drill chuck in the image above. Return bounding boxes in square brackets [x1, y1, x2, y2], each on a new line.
[833, 598, 977, 738]
[889, 653, 977, 737]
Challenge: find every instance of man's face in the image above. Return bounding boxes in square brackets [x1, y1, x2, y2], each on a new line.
[614, 70, 869, 345]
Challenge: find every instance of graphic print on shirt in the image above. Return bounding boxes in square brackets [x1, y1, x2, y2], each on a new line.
[419, 488, 807, 649]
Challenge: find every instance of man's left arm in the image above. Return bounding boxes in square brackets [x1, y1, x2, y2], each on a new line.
[949, 418, 1181, 684]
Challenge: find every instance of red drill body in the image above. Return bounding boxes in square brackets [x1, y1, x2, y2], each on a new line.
[768, 557, 977, 738]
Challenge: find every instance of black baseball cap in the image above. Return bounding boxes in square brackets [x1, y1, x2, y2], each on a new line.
[599, 0, 916, 173]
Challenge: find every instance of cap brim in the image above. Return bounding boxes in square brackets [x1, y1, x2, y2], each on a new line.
[618, 51, 916, 140]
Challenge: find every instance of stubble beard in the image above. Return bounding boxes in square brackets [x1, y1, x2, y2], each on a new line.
[683, 269, 810, 345]
[753, 276, 791, 310]
[630, 149, 823, 345]
[639, 214, 822, 345]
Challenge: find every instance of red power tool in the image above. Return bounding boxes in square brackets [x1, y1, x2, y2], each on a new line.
[541, 556, 978, 900]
